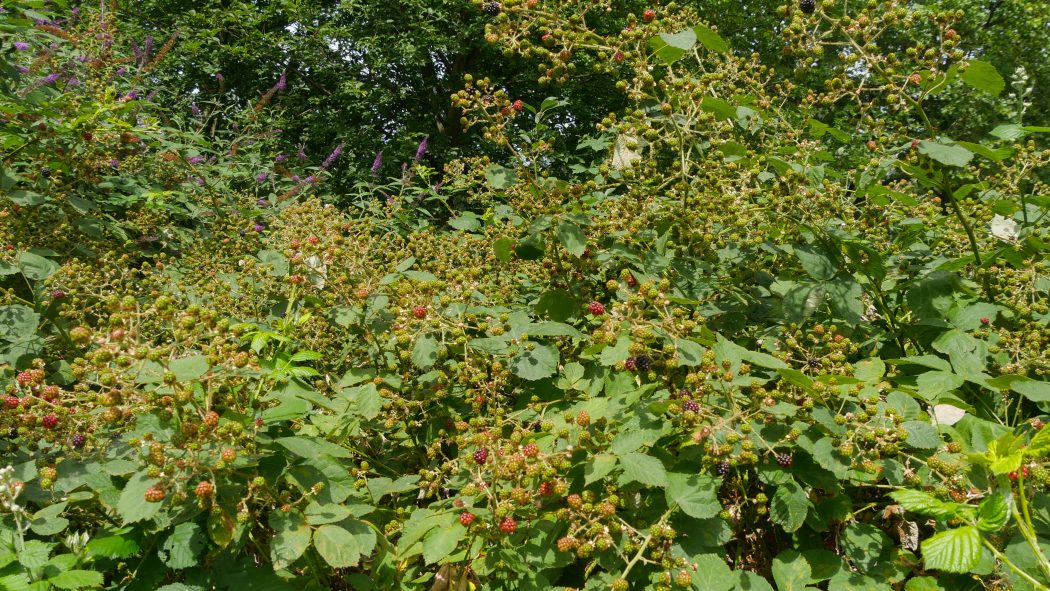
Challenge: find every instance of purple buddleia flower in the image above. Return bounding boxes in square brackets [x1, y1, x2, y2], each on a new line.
[255, 173, 268, 182]
[131, 40, 142, 64]
[292, 175, 301, 182]
[66, 77, 79, 86]
[116, 67, 126, 76]
[275, 72, 287, 91]
[322, 143, 343, 168]
[433, 181, 443, 193]
[370, 151, 383, 175]
[14, 41, 29, 51]
[188, 155, 205, 164]
[257, 197, 269, 206]
[305, 175, 316, 184]
[275, 153, 287, 162]
[146, 91, 157, 101]
[254, 222, 265, 233]
[297, 144, 306, 160]
[215, 73, 224, 83]
[123, 89, 139, 101]
[77, 54, 89, 63]
[109, 159, 120, 168]
[144, 36, 154, 58]
[190, 102, 200, 117]
[16, 66, 29, 74]
[42, 73, 61, 84]
[194, 177, 204, 185]
[415, 136, 428, 162]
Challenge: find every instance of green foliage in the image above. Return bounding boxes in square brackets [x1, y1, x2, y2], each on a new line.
[2, 0, 1050, 589]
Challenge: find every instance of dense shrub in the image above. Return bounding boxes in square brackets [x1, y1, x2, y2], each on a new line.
[2, 1, 1050, 590]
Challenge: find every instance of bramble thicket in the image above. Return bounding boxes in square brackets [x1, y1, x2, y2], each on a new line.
[3, 0, 1050, 590]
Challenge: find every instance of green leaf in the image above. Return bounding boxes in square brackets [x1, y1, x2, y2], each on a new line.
[826, 277, 864, 326]
[17, 251, 58, 281]
[169, 354, 209, 382]
[889, 490, 962, 520]
[903, 421, 942, 449]
[47, 570, 104, 590]
[270, 510, 311, 570]
[961, 60, 1005, 96]
[313, 524, 363, 568]
[916, 371, 964, 399]
[842, 523, 891, 573]
[510, 343, 559, 381]
[275, 436, 353, 459]
[535, 289, 577, 322]
[599, 334, 632, 366]
[86, 535, 140, 559]
[618, 452, 668, 487]
[514, 239, 544, 260]
[257, 249, 289, 277]
[690, 554, 735, 591]
[208, 507, 235, 549]
[920, 525, 981, 573]
[0, 305, 39, 341]
[795, 246, 836, 281]
[853, 359, 885, 383]
[585, 454, 618, 486]
[666, 473, 720, 518]
[905, 577, 948, 591]
[493, 237, 514, 262]
[736, 571, 775, 591]
[160, 522, 204, 569]
[770, 480, 809, 532]
[411, 334, 438, 369]
[29, 502, 69, 536]
[1028, 427, 1050, 458]
[556, 221, 587, 257]
[693, 24, 729, 53]
[485, 164, 517, 189]
[422, 524, 465, 565]
[675, 339, 704, 367]
[919, 140, 974, 167]
[772, 550, 812, 591]
[117, 472, 161, 524]
[976, 493, 1010, 533]
[649, 28, 696, 64]
[1010, 378, 1050, 403]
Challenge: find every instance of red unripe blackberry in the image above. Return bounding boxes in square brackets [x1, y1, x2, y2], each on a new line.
[459, 512, 475, 526]
[42, 414, 59, 429]
[980, 317, 990, 325]
[587, 301, 605, 315]
[522, 442, 539, 458]
[144, 486, 166, 502]
[567, 494, 582, 509]
[512, 100, 524, 111]
[221, 448, 237, 463]
[643, 9, 656, 22]
[542, 33, 555, 47]
[473, 448, 489, 464]
[613, 51, 625, 62]
[624, 358, 637, 371]
[776, 453, 793, 467]
[195, 481, 215, 497]
[576, 411, 590, 427]
[203, 411, 220, 428]
[557, 536, 578, 552]
[412, 305, 427, 319]
[4, 396, 19, 409]
[499, 516, 516, 534]
[538, 481, 553, 496]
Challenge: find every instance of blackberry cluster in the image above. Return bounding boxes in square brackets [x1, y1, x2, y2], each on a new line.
[682, 399, 700, 413]
[800, 0, 816, 14]
[776, 453, 793, 467]
[483, 2, 501, 16]
[473, 448, 489, 464]
[634, 355, 652, 371]
[71, 433, 86, 448]
[716, 461, 731, 476]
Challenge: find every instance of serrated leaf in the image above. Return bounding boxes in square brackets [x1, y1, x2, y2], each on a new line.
[919, 141, 974, 167]
[510, 343, 559, 381]
[585, 453, 618, 486]
[47, 570, 104, 590]
[313, 524, 363, 568]
[961, 60, 1005, 96]
[690, 554, 735, 591]
[493, 237, 514, 262]
[666, 473, 720, 518]
[555, 221, 586, 257]
[117, 472, 161, 524]
[889, 490, 963, 520]
[86, 535, 140, 559]
[770, 480, 809, 532]
[976, 493, 1010, 533]
[920, 525, 981, 573]
[422, 524, 464, 565]
[675, 339, 704, 367]
[649, 28, 696, 64]
[269, 510, 311, 570]
[772, 550, 812, 591]
[485, 164, 516, 189]
[903, 421, 942, 449]
[160, 522, 204, 569]
[842, 523, 891, 573]
[169, 354, 209, 382]
[619, 452, 667, 487]
[411, 334, 438, 369]
[693, 24, 729, 53]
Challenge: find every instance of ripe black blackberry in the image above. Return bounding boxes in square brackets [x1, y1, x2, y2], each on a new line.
[716, 461, 731, 476]
[71, 433, 86, 448]
[776, 453, 793, 467]
[634, 355, 652, 371]
[800, 0, 816, 14]
[483, 1, 501, 16]
[682, 400, 700, 413]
